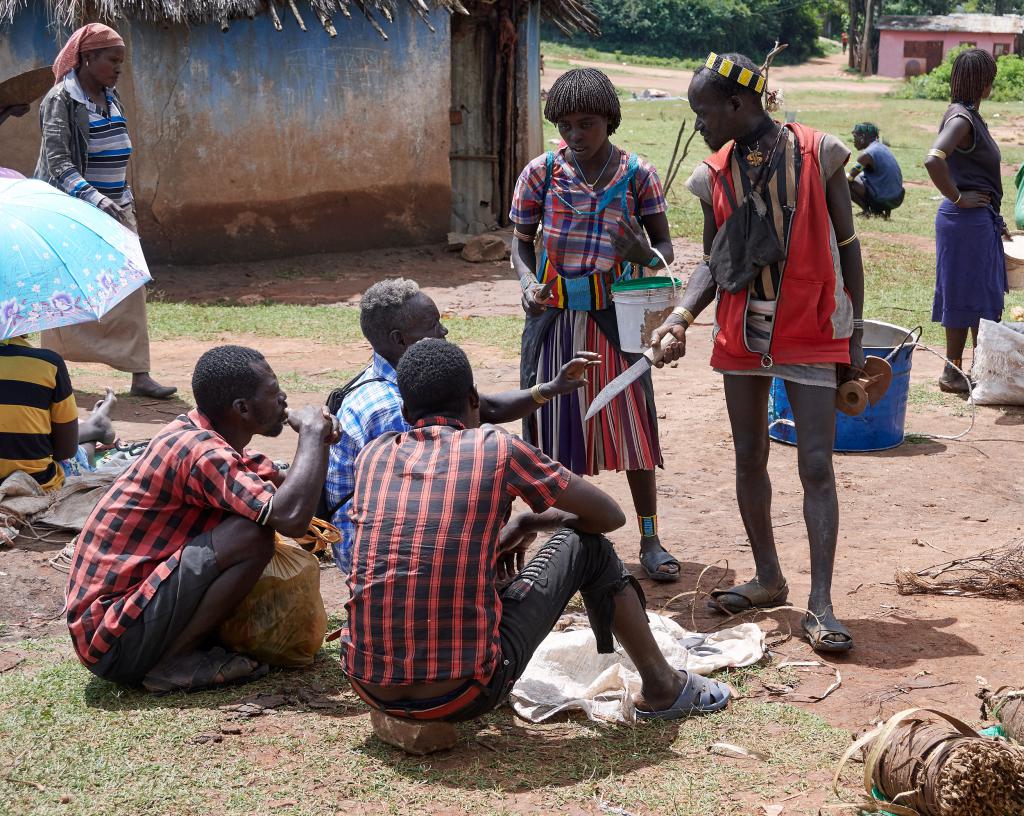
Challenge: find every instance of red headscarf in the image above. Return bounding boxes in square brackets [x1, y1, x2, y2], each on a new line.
[52, 23, 125, 85]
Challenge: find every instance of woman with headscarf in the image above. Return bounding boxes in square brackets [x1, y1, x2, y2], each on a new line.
[34, 23, 175, 399]
[924, 48, 1008, 394]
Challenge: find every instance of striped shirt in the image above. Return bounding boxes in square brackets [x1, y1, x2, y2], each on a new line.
[510, 148, 667, 310]
[60, 73, 133, 209]
[0, 337, 78, 491]
[66, 409, 277, 666]
[342, 417, 571, 686]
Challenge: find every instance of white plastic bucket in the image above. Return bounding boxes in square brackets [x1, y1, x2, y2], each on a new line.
[611, 276, 681, 353]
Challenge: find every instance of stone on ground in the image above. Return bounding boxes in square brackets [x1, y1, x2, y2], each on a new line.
[460, 233, 509, 263]
[369, 709, 459, 755]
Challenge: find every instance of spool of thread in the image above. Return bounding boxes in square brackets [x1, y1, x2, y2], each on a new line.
[836, 380, 868, 416]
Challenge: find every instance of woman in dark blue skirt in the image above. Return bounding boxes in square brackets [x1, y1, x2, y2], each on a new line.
[924, 48, 1008, 393]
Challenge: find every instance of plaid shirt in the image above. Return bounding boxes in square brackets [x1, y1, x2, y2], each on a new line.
[510, 148, 667, 281]
[342, 417, 571, 686]
[66, 409, 277, 665]
[325, 354, 409, 573]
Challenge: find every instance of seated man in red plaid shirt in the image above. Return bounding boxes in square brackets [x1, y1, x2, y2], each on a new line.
[66, 345, 340, 693]
[342, 339, 731, 722]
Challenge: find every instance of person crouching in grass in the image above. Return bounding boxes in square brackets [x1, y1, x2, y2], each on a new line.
[66, 345, 340, 693]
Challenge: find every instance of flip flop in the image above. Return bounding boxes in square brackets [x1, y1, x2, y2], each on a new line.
[708, 579, 789, 614]
[802, 613, 854, 653]
[639, 547, 681, 583]
[635, 671, 731, 721]
[143, 647, 269, 694]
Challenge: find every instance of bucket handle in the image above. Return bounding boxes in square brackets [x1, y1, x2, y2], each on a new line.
[882, 325, 923, 364]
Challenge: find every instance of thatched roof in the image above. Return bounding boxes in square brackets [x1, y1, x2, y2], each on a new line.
[2, 0, 597, 38]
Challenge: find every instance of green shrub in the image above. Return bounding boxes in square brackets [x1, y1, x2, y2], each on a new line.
[544, 0, 823, 65]
[893, 45, 1024, 102]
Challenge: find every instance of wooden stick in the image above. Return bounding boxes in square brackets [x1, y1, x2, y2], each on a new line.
[286, 0, 306, 31]
[267, 0, 283, 30]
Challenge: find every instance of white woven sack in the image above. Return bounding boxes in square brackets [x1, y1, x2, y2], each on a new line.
[971, 320, 1024, 405]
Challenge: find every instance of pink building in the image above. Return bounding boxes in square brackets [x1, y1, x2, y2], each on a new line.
[876, 14, 1023, 78]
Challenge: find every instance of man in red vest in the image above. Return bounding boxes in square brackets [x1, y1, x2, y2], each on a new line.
[652, 52, 865, 652]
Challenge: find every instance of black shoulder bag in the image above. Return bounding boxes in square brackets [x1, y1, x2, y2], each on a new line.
[708, 128, 794, 295]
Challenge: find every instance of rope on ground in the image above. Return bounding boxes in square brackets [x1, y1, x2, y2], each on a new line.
[909, 343, 976, 442]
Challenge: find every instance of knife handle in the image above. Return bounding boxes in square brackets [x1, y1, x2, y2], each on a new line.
[644, 331, 678, 365]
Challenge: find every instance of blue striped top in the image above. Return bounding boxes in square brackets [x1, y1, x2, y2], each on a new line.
[61, 73, 133, 210]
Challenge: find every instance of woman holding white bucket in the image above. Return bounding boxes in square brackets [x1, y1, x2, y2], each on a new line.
[510, 67, 682, 582]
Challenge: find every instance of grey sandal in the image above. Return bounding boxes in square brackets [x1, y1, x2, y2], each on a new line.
[636, 671, 731, 720]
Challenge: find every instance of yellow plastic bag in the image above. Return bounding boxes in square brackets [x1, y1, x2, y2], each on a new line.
[218, 538, 328, 667]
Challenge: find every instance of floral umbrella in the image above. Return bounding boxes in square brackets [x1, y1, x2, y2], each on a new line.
[0, 178, 151, 340]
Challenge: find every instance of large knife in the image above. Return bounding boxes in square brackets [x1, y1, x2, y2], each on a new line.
[585, 333, 677, 421]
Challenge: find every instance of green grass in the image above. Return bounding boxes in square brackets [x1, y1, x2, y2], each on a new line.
[145, 303, 526, 356]
[542, 40, 703, 72]
[0, 641, 851, 816]
[908, 382, 970, 416]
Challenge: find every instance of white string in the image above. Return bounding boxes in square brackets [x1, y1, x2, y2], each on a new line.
[649, 246, 668, 270]
[908, 344, 976, 442]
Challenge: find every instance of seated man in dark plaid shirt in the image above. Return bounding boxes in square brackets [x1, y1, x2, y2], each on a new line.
[66, 345, 340, 693]
[342, 339, 731, 722]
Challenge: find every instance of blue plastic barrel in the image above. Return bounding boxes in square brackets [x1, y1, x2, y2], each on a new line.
[768, 321, 917, 452]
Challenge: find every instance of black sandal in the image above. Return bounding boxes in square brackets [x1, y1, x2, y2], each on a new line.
[708, 579, 789, 614]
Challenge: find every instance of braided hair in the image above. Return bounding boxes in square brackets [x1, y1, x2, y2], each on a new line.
[544, 67, 621, 134]
[950, 48, 997, 107]
[697, 53, 763, 103]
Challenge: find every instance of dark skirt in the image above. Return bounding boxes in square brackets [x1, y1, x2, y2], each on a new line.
[932, 200, 1007, 329]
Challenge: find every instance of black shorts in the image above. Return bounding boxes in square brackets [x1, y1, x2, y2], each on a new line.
[90, 532, 221, 685]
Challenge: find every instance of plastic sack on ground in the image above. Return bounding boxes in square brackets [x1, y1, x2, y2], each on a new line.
[218, 538, 328, 667]
[971, 319, 1024, 406]
[510, 613, 764, 724]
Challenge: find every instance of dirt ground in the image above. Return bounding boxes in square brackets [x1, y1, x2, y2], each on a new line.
[3, 236, 1022, 749]
[543, 52, 900, 97]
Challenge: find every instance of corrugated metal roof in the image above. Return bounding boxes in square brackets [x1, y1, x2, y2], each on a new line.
[877, 13, 1024, 34]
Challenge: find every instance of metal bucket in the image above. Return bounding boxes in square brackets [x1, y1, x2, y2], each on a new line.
[768, 320, 918, 452]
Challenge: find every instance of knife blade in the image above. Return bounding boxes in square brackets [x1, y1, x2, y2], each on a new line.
[584, 332, 677, 421]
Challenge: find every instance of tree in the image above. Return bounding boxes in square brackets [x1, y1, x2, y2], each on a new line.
[548, 0, 826, 64]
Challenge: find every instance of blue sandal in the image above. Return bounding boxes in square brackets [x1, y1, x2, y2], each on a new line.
[635, 671, 731, 720]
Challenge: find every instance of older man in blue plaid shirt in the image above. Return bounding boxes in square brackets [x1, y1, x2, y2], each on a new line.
[325, 279, 599, 573]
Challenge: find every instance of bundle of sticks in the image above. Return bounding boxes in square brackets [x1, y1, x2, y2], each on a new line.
[895, 540, 1024, 599]
[833, 707, 1024, 815]
[980, 687, 1024, 743]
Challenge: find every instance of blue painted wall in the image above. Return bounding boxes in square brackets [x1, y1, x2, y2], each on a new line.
[0, 4, 452, 262]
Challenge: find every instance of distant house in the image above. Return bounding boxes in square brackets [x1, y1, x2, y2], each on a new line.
[0, 0, 595, 263]
[876, 13, 1024, 78]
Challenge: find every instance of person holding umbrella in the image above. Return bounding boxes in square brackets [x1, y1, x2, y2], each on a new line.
[34, 23, 175, 400]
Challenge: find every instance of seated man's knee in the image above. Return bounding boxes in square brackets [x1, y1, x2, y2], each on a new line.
[211, 517, 275, 570]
